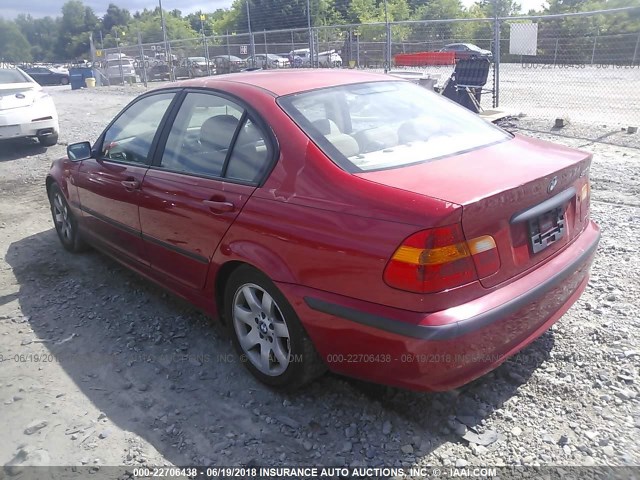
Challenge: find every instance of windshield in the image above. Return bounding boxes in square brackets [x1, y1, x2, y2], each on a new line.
[279, 81, 510, 172]
[0, 69, 30, 84]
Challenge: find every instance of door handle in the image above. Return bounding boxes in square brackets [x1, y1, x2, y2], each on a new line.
[202, 200, 235, 213]
[121, 179, 140, 190]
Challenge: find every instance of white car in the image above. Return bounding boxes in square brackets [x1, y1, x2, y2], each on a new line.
[0, 67, 59, 146]
[289, 48, 342, 68]
[104, 55, 138, 84]
[246, 54, 290, 69]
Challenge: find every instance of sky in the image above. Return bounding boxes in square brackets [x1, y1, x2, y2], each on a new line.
[0, 0, 548, 20]
[0, 0, 231, 19]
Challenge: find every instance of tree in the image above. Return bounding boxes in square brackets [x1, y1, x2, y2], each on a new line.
[0, 19, 32, 62]
[472, 0, 522, 17]
[102, 3, 131, 32]
[14, 15, 60, 61]
[56, 0, 100, 59]
[131, 8, 198, 43]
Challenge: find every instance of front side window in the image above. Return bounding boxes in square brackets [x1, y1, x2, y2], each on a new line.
[279, 81, 510, 172]
[101, 92, 175, 164]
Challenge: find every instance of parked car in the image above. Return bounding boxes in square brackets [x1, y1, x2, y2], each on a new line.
[104, 55, 138, 84]
[246, 54, 290, 69]
[173, 57, 209, 79]
[48, 70, 600, 391]
[440, 43, 493, 61]
[0, 68, 59, 146]
[21, 66, 70, 86]
[289, 48, 342, 68]
[148, 63, 171, 81]
[212, 55, 246, 74]
[287, 53, 306, 68]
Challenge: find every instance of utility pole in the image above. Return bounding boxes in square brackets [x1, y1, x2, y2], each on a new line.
[306, 0, 314, 67]
[158, 0, 173, 81]
[115, 30, 124, 85]
[493, 0, 501, 108]
[200, 13, 211, 75]
[137, 31, 147, 87]
[591, 28, 599, 65]
[246, 1, 255, 63]
[383, 0, 390, 73]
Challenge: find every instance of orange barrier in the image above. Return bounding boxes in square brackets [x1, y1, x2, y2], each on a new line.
[394, 52, 456, 66]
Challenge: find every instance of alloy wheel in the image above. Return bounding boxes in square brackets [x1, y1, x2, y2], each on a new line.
[52, 192, 73, 241]
[232, 283, 291, 376]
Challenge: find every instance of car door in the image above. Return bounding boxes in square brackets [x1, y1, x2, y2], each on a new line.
[26, 68, 45, 85]
[43, 69, 58, 85]
[139, 90, 276, 289]
[75, 91, 178, 265]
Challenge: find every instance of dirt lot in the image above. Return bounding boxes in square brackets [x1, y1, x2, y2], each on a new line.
[1, 84, 639, 475]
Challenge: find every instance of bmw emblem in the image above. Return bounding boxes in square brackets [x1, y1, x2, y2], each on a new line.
[548, 176, 558, 193]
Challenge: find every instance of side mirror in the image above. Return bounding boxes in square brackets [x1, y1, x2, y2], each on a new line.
[67, 141, 92, 161]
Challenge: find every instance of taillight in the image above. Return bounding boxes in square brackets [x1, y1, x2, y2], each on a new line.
[383, 225, 500, 293]
[580, 181, 590, 220]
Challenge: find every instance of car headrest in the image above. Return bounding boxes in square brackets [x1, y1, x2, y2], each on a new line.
[200, 115, 239, 150]
[326, 133, 359, 158]
[312, 118, 341, 136]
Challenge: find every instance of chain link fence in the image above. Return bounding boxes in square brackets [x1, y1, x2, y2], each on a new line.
[92, 6, 639, 127]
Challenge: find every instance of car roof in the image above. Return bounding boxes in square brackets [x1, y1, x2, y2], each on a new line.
[166, 69, 391, 97]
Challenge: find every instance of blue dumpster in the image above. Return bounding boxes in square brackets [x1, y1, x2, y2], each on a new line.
[69, 67, 94, 90]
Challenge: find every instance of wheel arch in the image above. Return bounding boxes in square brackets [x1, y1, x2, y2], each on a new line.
[45, 175, 56, 196]
[214, 260, 247, 326]
[211, 244, 298, 326]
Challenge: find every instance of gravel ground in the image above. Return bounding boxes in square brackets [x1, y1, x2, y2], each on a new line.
[0, 84, 639, 474]
[386, 63, 640, 149]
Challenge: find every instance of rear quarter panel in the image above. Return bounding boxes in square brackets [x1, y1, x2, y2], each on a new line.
[204, 86, 480, 312]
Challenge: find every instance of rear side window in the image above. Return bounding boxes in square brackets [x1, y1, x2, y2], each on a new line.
[159, 92, 272, 183]
[225, 119, 271, 183]
[160, 92, 243, 177]
[279, 81, 510, 172]
[0, 69, 31, 84]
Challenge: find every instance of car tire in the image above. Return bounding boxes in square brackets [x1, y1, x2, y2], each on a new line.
[38, 133, 58, 147]
[60, 77, 69, 85]
[224, 265, 326, 390]
[49, 183, 88, 253]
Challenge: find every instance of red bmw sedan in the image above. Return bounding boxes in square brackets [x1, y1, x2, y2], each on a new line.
[46, 70, 600, 391]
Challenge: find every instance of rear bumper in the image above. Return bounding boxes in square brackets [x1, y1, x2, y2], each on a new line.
[0, 105, 59, 140]
[280, 220, 600, 391]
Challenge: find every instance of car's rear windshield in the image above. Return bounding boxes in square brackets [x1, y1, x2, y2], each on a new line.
[107, 59, 132, 66]
[278, 81, 510, 172]
[0, 69, 30, 84]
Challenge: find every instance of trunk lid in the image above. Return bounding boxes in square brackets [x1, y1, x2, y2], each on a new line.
[0, 83, 39, 111]
[357, 134, 592, 288]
